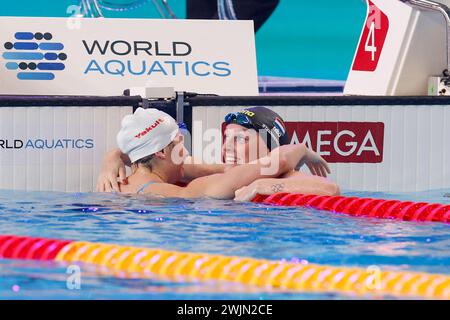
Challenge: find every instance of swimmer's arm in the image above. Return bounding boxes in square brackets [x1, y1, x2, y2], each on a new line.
[95, 150, 229, 189]
[96, 148, 131, 192]
[291, 147, 330, 177]
[234, 175, 340, 202]
[180, 156, 231, 183]
[180, 144, 307, 199]
[180, 144, 328, 183]
[142, 145, 306, 199]
[106, 148, 131, 166]
[282, 171, 340, 194]
[143, 144, 308, 199]
[143, 169, 274, 200]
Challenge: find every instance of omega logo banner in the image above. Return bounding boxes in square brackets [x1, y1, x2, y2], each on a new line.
[285, 122, 384, 163]
[219, 121, 384, 163]
[0, 17, 258, 96]
[195, 104, 450, 192]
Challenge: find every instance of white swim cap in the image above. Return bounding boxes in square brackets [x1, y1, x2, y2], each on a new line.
[117, 107, 179, 163]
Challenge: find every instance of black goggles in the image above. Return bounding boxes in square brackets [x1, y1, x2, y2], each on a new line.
[224, 112, 254, 128]
[224, 111, 281, 151]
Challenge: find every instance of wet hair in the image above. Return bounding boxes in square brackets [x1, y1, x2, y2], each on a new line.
[131, 154, 155, 173]
[131, 140, 176, 172]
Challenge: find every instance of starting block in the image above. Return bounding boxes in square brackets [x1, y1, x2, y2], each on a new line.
[344, 0, 450, 96]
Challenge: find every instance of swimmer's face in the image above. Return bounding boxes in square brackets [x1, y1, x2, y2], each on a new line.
[222, 123, 269, 164]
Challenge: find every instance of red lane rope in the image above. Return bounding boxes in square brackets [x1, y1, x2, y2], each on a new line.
[0, 235, 72, 260]
[252, 193, 450, 223]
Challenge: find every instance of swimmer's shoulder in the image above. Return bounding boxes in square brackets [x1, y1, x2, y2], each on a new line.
[142, 182, 185, 198]
[142, 179, 216, 199]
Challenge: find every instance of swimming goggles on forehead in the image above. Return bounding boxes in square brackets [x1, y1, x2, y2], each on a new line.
[224, 112, 254, 128]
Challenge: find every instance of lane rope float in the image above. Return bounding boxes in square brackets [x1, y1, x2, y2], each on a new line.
[252, 193, 450, 223]
[1, 235, 449, 299]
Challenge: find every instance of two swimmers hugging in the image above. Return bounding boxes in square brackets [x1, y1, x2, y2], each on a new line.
[96, 107, 340, 201]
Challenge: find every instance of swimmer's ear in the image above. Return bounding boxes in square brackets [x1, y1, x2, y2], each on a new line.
[155, 142, 174, 159]
[153, 150, 166, 160]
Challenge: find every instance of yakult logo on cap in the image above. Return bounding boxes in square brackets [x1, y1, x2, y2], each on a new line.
[135, 118, 164, 139]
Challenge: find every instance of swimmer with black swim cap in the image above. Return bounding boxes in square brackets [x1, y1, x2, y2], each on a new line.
[221, 107, 339, 200]
[222, 107, 290, 164]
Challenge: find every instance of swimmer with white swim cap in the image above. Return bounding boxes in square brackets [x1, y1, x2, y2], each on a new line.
[112, 107, 313, 199]
[99, 107, 339, 200]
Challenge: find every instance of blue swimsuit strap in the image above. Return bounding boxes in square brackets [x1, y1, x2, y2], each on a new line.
[136, 180, 159, 194]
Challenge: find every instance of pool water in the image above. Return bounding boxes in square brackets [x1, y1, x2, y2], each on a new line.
[0, 189, 449, 299]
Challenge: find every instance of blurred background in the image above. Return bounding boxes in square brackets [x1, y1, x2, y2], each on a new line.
[0, 0, 367, 80]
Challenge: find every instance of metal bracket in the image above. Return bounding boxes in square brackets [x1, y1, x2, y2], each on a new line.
[401, 0, 450, 73]
[175, 92, 185, 124]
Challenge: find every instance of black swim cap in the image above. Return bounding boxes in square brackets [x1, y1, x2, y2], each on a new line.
[224, 106, 290, 150]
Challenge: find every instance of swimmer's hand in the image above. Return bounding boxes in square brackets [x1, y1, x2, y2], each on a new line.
[234, 182, 261, 202]
[296, 148, 331, 177]
[95, 149, 128, 192]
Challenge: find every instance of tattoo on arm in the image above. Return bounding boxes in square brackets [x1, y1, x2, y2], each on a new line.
[271, 183, 285, 193]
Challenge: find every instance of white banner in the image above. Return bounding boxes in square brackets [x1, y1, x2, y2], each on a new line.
[0, 17, 258, 96]
[0, 106, 132, 192]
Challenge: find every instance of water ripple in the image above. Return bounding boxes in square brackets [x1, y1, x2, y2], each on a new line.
[0, 188, 449, 299]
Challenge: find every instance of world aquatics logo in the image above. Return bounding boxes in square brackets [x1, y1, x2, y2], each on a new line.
[3, 32, 67, 80]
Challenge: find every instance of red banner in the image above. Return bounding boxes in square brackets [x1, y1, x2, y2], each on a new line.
[285, 122, 384, 163]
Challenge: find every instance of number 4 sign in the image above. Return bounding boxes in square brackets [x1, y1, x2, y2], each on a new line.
[352, 0, 389, 72]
